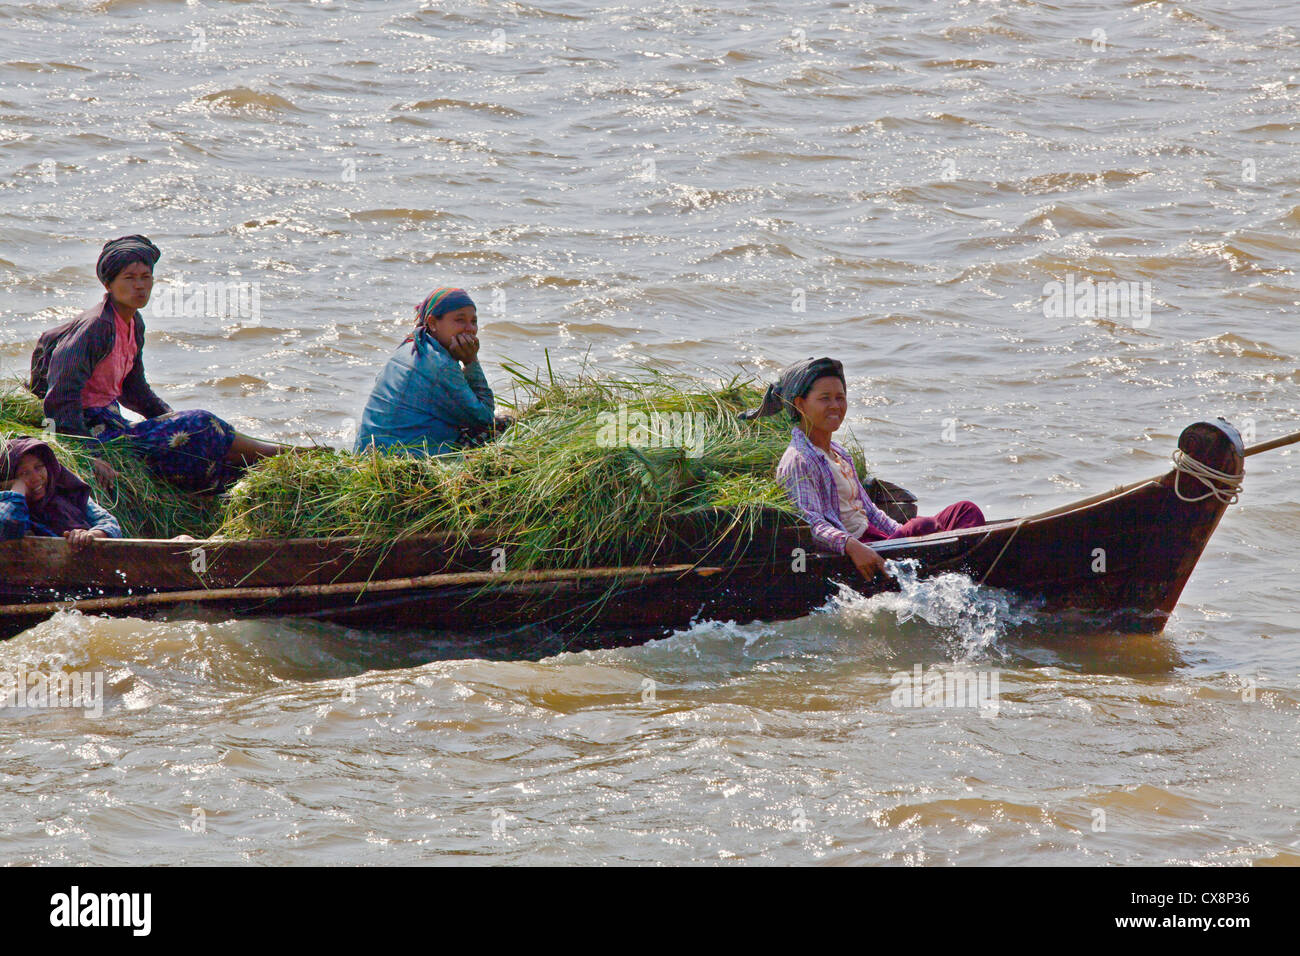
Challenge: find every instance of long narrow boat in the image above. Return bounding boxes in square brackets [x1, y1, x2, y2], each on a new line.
[0, 420, 1245, 650]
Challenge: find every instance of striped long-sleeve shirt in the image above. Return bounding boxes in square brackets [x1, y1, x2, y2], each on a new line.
[34, 294, 172, 439]
[775, 426, 900, 554]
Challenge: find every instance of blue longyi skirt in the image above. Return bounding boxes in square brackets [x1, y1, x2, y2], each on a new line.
[85, 405, 240, 492]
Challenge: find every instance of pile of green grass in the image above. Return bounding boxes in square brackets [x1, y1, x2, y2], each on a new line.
[216, 365, 871, 570]
[0, 380, 223, 539]
[3, 367, 873, 561]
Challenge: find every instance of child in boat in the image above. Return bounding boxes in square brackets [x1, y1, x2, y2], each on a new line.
[354, 287, 502, 455]
[0, 437, 122, 546]
[745, 357, 984, 580]
[31, 235, 298, 492]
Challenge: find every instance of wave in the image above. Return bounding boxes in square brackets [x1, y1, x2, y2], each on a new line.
[919, 59, 1002, 70]
[1184, 238, 1291, 276]
[939, 22, 1033, 42]
[349, 208, 459, 224]
[1187, 332, 1291, 362]
[0, 609, 438, 704]
[1015, 169, 1150, 194]
[1019, 202, 1130, 231]
[93, 0, 184, 10]
[195, 373, 269, 389]
[694, 242, 802, 265]
[394, 99, 523, 118]
[3, 60, 91, 73]
[197, 88, 300, 114]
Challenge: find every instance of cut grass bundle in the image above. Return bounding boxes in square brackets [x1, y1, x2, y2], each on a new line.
[0, 383, 45, 428]
[217, 365, 874, 570]
[0, 380, 223, 539]
[4, 367, 877, 558]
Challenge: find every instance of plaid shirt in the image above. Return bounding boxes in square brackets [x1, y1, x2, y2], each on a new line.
[776, 426, 900, 554]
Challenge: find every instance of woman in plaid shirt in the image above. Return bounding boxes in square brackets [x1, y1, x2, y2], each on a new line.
[746, 358, 983, 581]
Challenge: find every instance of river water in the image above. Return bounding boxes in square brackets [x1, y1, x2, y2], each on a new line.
[0, 0, 1297, 865]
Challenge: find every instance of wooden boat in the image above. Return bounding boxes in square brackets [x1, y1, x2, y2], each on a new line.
[0, 419, 1246, 651]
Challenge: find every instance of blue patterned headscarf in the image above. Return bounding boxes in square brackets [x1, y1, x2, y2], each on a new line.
[96, 235, 161, 285]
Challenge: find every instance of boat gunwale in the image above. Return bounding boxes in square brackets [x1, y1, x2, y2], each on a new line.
[0, 462, 1206, 560]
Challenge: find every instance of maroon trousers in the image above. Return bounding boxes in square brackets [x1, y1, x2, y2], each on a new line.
[860, 500, 985, 542]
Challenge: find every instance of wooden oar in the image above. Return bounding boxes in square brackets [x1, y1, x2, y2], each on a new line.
[0, 563, 725, 619]
[1244, 428, 1300, 457]
[1018, 425, 1300, 522]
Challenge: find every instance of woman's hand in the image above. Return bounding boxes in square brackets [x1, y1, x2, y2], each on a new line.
[448, 332, 480, 365]
[1, 478, 25, 496]
[91, 458, 119, 488]
[63, 528, 107, 549]
[845, 537, 888, 581]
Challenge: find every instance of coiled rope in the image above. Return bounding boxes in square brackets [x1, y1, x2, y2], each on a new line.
[1171, 448, 1243, 505]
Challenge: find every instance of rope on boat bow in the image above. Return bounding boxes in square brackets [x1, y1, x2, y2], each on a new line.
[1171, 449, 1243, 505]
[971, 424, 1297, 589]
[1169, 424, 1300, 504]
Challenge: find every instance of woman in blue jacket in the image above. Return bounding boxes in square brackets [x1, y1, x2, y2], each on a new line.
[354, 287, 499, 456]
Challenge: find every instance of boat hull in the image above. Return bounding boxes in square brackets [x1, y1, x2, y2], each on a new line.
[0, 420, 1244, 647]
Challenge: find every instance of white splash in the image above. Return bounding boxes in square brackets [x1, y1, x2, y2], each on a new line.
[836, 558, 1039, 662]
